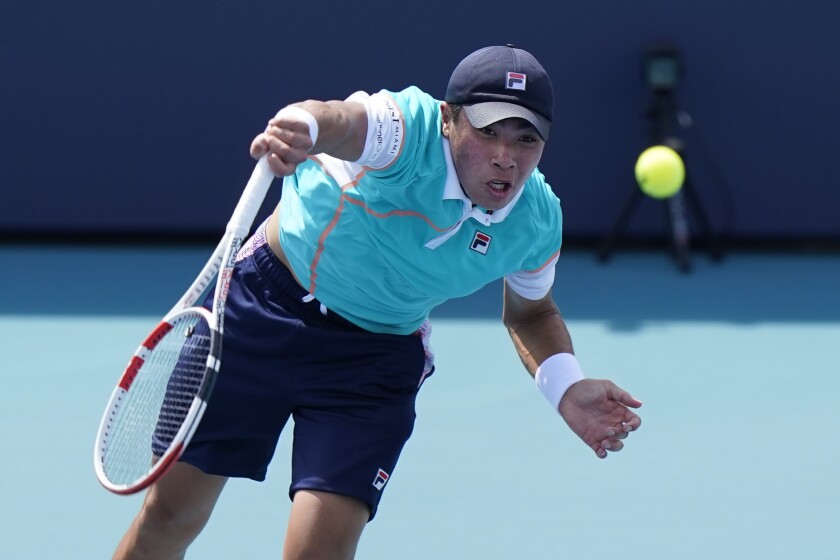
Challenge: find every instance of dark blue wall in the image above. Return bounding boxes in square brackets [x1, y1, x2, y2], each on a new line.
[3, 1, 839, 240]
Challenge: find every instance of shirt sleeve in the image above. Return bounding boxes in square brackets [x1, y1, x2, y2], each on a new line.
[504, 174, 564, 300]
[504, 251, 560, 300]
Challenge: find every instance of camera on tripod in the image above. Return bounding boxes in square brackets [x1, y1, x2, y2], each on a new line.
[598, 43, 722, 272]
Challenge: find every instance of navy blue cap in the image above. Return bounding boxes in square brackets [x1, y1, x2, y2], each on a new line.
[445, 45, 554, 140]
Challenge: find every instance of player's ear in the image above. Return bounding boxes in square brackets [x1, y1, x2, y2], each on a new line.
[440, 103, 452, 138]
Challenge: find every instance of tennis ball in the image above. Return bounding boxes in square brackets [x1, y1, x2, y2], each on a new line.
[635, 145, 685, 199]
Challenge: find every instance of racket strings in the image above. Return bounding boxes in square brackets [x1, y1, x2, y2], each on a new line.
[102, 312, 211, 485]
[153, 334, 210, 449]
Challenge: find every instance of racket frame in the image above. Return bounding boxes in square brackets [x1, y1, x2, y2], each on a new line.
[94, 157, 275, 494]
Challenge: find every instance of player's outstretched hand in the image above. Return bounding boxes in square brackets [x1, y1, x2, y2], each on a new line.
[250, 114, 314, 177]
[559, 379, 642, 459]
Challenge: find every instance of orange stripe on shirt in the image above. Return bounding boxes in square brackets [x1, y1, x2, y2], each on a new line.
[342, 195, 448, 232]
[307, 195, 345, 293]
[526, 247, 562, 273]
[524, 202, 563, 273]
[304, 160, 367, 293]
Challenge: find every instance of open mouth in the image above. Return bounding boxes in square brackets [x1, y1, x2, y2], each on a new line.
[485, 180, 512, 201]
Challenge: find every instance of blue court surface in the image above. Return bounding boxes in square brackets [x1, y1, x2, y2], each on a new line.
[1, 245, 838, 559]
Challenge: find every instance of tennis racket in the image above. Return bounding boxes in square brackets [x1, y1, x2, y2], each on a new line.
[94, 155, 275, 495]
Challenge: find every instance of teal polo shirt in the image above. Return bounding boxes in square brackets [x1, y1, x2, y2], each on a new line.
[277, 86, 563, 335]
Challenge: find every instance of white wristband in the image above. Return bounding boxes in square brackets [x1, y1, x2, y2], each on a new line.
[273, 106, 319, 149]
[535, 353, 585, 413]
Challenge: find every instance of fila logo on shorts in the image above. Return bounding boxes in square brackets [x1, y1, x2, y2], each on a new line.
[506, 72, 526, 91]
[372, 468, 390, 491]
[470, 231, 492, 255]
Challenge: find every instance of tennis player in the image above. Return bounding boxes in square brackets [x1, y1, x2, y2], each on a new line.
[115, 44, 642, 559]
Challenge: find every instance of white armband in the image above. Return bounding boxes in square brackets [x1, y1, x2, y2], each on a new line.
[535, 353, 585, 413]
[273, 106, 319, 148]
[350, 91, 403, 169]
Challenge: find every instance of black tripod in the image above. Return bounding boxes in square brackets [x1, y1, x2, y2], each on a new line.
[598, 52, 723, 272]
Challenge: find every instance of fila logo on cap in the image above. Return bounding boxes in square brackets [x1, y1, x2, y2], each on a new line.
[470, 231, 492, 254]
[506, 72, 526, 91]
[372, 468, 390, 491]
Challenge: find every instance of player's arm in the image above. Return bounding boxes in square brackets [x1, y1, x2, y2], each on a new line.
[503, 283, 643, 459]
[250, 100, 368, 176]
[502, 283, 573, 373]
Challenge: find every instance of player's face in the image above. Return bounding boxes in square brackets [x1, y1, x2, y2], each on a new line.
[442, 104, 545, 211]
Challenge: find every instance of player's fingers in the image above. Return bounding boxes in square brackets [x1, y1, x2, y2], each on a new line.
[266, 135, 310, 162]
[604, 422, 631, 439]
[265, 124, 302, 147]
[609, 383, 643, 408]
[602, 422, 632, 446]
[622, 412, 642, 432]
[601, 438, 625, 453]
[591, 432, 621, 458]
[263, 139, 309, 178]
[266, 152, 299, 177]
[266, 120, 313, 151]
[250, 133, 270, 159]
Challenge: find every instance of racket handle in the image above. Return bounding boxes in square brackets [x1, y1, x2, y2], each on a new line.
[227, 156, 275, 236]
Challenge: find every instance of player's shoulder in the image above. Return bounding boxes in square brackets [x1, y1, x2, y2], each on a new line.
[381, 85, 437, 105]
[351, 85, 444, 179]
[376, 86, 441, 125]
[516, 169, 563, 260]
[522, 168, 562, 219]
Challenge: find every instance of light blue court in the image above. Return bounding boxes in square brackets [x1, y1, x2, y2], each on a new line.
[1, 245, 838, 559]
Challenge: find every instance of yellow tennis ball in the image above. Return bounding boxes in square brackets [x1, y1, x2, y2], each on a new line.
[635, 145, 685, 199]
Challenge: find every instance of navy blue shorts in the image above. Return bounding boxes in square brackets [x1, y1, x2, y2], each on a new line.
[177, 233, 431, 520]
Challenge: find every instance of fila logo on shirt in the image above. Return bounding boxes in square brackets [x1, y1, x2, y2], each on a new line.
[372, 468, 390, 491]
[506, 72, 526, 91]
[470, 231, 492, 254]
